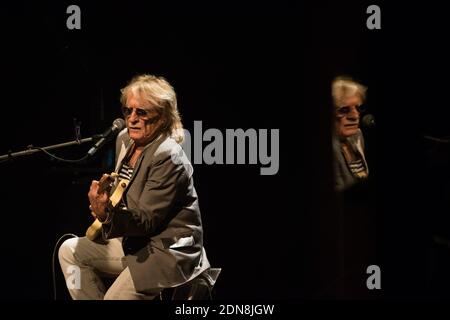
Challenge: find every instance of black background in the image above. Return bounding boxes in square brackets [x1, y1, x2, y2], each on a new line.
[0, 1, 449, 302]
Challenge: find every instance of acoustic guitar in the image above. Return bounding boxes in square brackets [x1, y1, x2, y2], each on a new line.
[86, 172, 129, 241]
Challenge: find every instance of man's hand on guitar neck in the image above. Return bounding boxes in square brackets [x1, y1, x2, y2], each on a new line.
[88, 180, 110, 221]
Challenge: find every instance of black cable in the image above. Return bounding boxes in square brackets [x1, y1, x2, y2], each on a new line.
[52, 233, 78, 300]
[28, 146, 90, 163]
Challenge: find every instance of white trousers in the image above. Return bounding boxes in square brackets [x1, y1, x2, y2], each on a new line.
[58, 236, 160, 300]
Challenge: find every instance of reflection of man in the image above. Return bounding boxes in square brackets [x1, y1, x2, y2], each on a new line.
[332, 76, 369, 191]
[330, 76, 378, 299]
[58, 74, 210, 299]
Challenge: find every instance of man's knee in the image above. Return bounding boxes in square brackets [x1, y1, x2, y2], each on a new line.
[58, 237, 78, 265]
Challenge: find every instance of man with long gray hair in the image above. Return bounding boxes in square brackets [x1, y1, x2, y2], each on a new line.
[59, 74, 211, 299]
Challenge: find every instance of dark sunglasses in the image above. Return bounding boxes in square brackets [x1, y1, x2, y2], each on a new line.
[121, 106, 152, 119]
[336, 104, 366, 117]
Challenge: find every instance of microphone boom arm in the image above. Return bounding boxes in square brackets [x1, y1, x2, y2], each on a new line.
[0, 136, 96, 162]
[1, 118, 125, 163]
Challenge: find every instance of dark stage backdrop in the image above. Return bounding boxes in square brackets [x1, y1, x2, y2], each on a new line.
[0, 1, 448, 301]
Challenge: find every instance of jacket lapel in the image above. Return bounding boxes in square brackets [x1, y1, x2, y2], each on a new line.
[125, 133, 167, 189]
[115, 140, 133, 173]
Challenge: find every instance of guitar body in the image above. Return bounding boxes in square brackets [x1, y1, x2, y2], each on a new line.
[86, 219, 103, 241]
[86, 173, 130, 241]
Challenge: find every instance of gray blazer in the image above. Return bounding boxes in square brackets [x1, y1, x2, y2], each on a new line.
[333, 129, 369, 191]
[102, 129, 210, 292]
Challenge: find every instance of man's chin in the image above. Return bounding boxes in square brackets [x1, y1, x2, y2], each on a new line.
[342, 128, 359, 137]
[128, 132, 141, 140]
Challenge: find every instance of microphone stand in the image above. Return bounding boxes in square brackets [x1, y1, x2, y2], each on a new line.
[0, 135, 102, 162]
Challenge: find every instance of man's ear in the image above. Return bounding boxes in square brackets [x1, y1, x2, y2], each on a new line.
[159, 117, 168, 129]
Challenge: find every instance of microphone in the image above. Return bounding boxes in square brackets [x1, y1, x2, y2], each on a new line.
[361, 114, 376, 129]
[87, 118, 126, 157]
